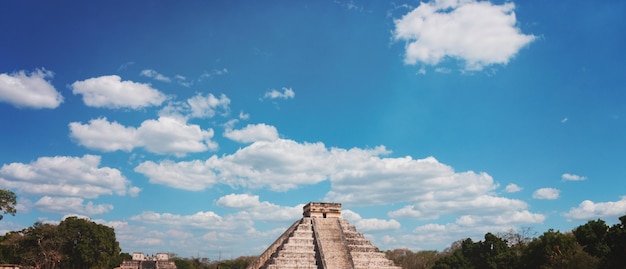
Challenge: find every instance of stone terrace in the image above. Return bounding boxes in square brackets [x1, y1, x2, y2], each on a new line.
[246, 202, 401, 269]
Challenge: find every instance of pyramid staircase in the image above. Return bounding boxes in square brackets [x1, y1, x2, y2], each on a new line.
[246, 203, 401, 269]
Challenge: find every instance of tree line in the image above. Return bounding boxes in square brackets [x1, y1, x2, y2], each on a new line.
[2, 189, 625, 269]
[0, 216, 123, 269]
[386, 214, 626, 269]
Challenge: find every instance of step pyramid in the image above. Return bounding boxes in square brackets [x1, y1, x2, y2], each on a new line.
[246, 202, 402, 269]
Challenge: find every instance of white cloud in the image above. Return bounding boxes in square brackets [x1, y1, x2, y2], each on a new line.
[121, 207, 279, 257]
[216, 193, 302, 222]
[71, 75, 167, 109]
[0, 68, 63, 109]
[134, 159, 218, 191]
[130, 210, 250, 231]
[200, 68, 228, 79]
[224, 123, 279, 143]
[0, 154, 138, 199]
[239, 111, 250, 120]
[393, 0, 535, 70]
[216, 193, 261, 208]
[69, 116, 218, 156]
[532, 188, 560, 200]
[187, 93, 230, 118]
[140, 69, 171, 82]
[563, 196, 626, 221]
[137, 116, 218, 156]
[35, 196, 113, 215]
[69, 117, 137, 152]
[342, 210, 401, 232]
[388, 205, 425, 219]
[135, 134, 542, 238]
[158, 93, 231, 120]
[562, 173, 587, 181]
[505, 183, 522, 193]
[263, 87, 295, 100]
[395, 209, 545, 251]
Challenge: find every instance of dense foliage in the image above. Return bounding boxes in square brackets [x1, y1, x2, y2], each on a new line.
[172, 256, 255, 269]
[0, 189, 17, 221]
[0, 217, 122, 269]
[386, 214, 626, 269]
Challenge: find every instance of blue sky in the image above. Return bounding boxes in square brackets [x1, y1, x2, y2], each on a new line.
[1, 0, 625, 260]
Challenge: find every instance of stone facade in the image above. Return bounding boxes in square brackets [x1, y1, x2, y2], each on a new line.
[247, 202, 401, 269]
[117, 252, 176, 269]
[303, 202, 342, 218]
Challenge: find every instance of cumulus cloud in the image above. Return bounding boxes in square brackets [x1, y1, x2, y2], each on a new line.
[120, 205, 284, 257]
[388, 205, 425, 219]
[216, 193, 302, 222]
[140, 69, 171, 82]
[69, 117, 137, 152]
[532, 188, 560, 200]
[69, 116, 217, 156]
[35, 196, 113, 215]
[342, 210, 401, 232]
[505, 183, 522, 193]
[393, 0, 535, 70]
[0, 68, 63, 109]
[393, 209, 545, 251]
[224, 123, 279, 143]
[130, 210, 247, 231]
[158, 93, 231, 120]
[0, 154, 138, 198]
[263, 87, 295, 100]
[134, 159, 218, 191]
[135, 135, 542, 235]
[71, 75, 167, 109]
[562, 173, 587, 181]
[137, 116, 218, 156]
[187, 93, 230, 118]
[563, 196, 626, 221]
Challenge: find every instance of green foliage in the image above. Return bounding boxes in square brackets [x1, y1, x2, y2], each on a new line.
[574, 219, 610, 258]
[520, 229, 599, 269]
[605, 215, 626, 269]
[0, 217, 121, 269]
[59, 216, 121, 269]
[386, 248, 440, 269]
[215, 256, 256, 269]
[0, 189, 17, 220]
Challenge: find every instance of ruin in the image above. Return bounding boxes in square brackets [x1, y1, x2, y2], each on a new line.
[246, 202, 401, 269]
[117, 252, 176, 269]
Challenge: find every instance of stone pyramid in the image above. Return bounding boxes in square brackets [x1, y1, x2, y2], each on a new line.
[246, 202, 402, 269]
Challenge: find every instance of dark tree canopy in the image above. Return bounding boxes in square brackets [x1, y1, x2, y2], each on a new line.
[0, 189, 17, 220]
[0, 217, 121, 269]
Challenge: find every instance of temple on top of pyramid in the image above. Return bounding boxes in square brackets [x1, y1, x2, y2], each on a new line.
[302, 202, 342, 218]
[246, 202, 402, 269]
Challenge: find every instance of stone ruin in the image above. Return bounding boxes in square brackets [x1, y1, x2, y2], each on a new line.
[246, 202, 402, 269]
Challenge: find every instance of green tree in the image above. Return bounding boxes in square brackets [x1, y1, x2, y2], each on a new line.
[605, 214, 626, 269]
[58, 216, 121, 269]
[386, 248, 440, 269]
[573, 219, 610, 258]
[0, 222, 64, 268]
[521, 229, 599, 269]
[215, 256, 255, 269]
[0, 189, 17, 221]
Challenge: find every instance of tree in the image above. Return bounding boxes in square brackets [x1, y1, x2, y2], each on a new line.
[521, 229, 599, 269]
[386, 248, 440, 269]
[58, 216, 121, 269]
[605, 214, 626, 269]
[0, 189, 17, 220]
[573, 219, 610, 258]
